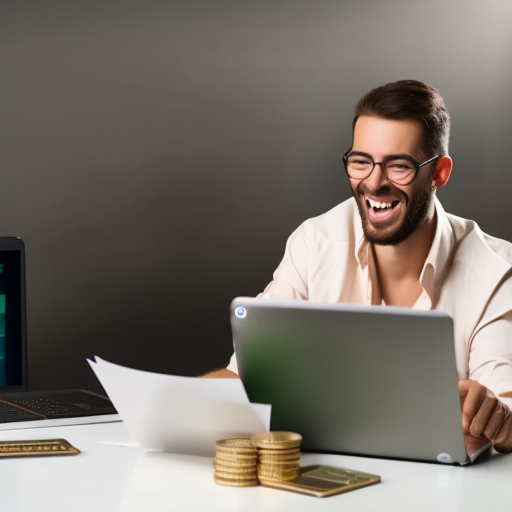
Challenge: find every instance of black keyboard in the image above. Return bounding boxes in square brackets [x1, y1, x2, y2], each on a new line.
[0, 391, 117, 424]
[0, 401, 42, 423]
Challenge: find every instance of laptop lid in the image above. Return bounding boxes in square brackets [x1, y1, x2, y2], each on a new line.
[0, 237, 26, 393]
[231, 297, 485, 465]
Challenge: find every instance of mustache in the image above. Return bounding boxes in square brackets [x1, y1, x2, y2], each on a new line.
[355, 182, 406, 199]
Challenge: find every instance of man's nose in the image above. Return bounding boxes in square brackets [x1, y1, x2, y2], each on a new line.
[363, 162, 391, 190]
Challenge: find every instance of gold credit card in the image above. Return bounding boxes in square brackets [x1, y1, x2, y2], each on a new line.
[259, 465, 381, 497]
[0, 438, 80, 458]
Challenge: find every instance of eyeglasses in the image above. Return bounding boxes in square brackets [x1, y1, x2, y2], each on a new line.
[343, 151, 439, 185]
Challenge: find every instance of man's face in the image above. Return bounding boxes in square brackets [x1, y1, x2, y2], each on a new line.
[349, 116, 436, 246]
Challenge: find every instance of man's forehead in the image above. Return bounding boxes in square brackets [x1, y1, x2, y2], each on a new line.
[352, 116, 425, 156]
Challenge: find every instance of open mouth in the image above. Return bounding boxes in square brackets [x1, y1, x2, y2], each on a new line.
[366, 198, 400, 211]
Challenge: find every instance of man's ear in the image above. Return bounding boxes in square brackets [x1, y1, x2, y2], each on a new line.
[433, 155, 453, 189]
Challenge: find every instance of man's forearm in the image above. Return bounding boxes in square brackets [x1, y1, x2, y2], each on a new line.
[200, 368, 239, 378]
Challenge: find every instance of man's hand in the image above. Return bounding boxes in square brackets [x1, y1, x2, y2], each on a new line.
[458, 379, 512, 453]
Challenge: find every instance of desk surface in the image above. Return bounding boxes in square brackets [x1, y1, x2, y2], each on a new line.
[1, 421, 511, 512]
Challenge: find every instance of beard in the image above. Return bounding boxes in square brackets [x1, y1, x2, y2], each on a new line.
[353, 184, 435, 246]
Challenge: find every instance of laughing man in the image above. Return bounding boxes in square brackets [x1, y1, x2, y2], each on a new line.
[205, 80, 512, 454]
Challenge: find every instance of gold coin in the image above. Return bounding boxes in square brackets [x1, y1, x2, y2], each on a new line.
[258, 465, 301, 476]
[258, 466, 300, 474]
[214, 475, 259, 487]
[259, 465, 301, 474]
[258, 458, 301, 466]
[216, 438, 257, 452]
[216, 445, 257, 453]
[214, 458, 257, 468]
[258, 472, 300, 482]
[215, 449, 257, 457]
[214, 469, 258, 480]
[259, 450, 300, 462]
[258, 447, 301, 456]
[258, 462, 300, 472]
[258, 466, 301, 476]
[213, 457, 258, 467]
[258, 473, 300, 484]
[214, 468, 257, 477]
[215, 452, 257, 460]
[213, 457, 257, 467]
[258, 452, 301, 462]
[214, 451, 258, 461]
[251, 432, 302, 450]
[214, 462, 257, 473]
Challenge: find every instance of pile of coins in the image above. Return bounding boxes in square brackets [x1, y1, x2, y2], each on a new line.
[214, 432, 302, 487]
[213, 438, 259, 487]
[251, 432, 302, 484]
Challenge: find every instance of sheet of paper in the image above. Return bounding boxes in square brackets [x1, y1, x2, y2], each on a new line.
[88, 357, 271, 457]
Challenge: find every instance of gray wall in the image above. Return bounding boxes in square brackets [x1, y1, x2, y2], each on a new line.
[1, 1, 512, 392]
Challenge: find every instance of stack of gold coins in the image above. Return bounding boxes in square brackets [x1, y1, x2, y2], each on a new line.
[251, 432, 302, 483]
[214, 438, 259, 487]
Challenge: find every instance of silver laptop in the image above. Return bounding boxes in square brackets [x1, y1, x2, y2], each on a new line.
[231, 297, 490, 465]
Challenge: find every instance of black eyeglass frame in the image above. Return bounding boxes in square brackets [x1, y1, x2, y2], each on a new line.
[342, 151, 439, 185]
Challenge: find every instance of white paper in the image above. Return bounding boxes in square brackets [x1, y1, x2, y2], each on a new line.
[88, 357, 271, 457]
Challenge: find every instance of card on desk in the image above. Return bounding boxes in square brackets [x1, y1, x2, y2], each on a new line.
[0, 438, 80, 458]
[259, 465, 381, 497]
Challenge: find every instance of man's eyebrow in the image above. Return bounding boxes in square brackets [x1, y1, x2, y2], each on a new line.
[346, 151, 372, 158]
[384, 153, 417, 160]
[347, 151, 416, 160]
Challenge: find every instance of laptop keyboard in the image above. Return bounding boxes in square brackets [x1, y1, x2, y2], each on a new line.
[0, 401, 43, 422]
[0, 397, 115, 423]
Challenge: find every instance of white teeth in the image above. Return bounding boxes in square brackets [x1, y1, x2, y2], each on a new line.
[367, 198, 393, 209]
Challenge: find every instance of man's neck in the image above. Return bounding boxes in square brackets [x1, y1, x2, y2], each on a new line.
[372, 215, 437, 307]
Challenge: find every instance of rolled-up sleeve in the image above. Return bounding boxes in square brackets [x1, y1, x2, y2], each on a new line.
[469, 285, 512, 410]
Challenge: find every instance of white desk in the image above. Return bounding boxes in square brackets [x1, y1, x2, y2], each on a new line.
[1, 421, 511, 512]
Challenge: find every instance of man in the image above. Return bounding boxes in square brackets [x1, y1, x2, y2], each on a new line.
[204, 80, 512, 454]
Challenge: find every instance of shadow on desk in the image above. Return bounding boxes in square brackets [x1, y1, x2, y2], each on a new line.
[118, 451, 216, 512]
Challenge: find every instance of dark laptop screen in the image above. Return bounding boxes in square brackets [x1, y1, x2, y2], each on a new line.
[0, 238, 26, 392]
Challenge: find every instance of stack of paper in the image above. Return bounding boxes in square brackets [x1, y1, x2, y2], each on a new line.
[89, 357, 271, 457]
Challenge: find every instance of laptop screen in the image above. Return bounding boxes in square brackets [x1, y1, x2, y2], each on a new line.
[0, 238, 26, 392]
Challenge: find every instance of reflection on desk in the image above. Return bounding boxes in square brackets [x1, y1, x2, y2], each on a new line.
[1, 422, 511, 512]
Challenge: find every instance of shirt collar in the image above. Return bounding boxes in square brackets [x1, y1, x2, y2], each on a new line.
[420, 197, 455, 306]
[354, 201, 368, 270]
[353, 197, 454, 307]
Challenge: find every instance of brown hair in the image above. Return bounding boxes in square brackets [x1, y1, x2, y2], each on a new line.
[354, 80, 451, 156]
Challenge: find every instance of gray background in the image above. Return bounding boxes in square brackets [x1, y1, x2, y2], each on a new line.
[1, 0, 511, 392]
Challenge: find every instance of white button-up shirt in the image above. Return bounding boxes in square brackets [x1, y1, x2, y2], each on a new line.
[227, 197, 512, 408]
